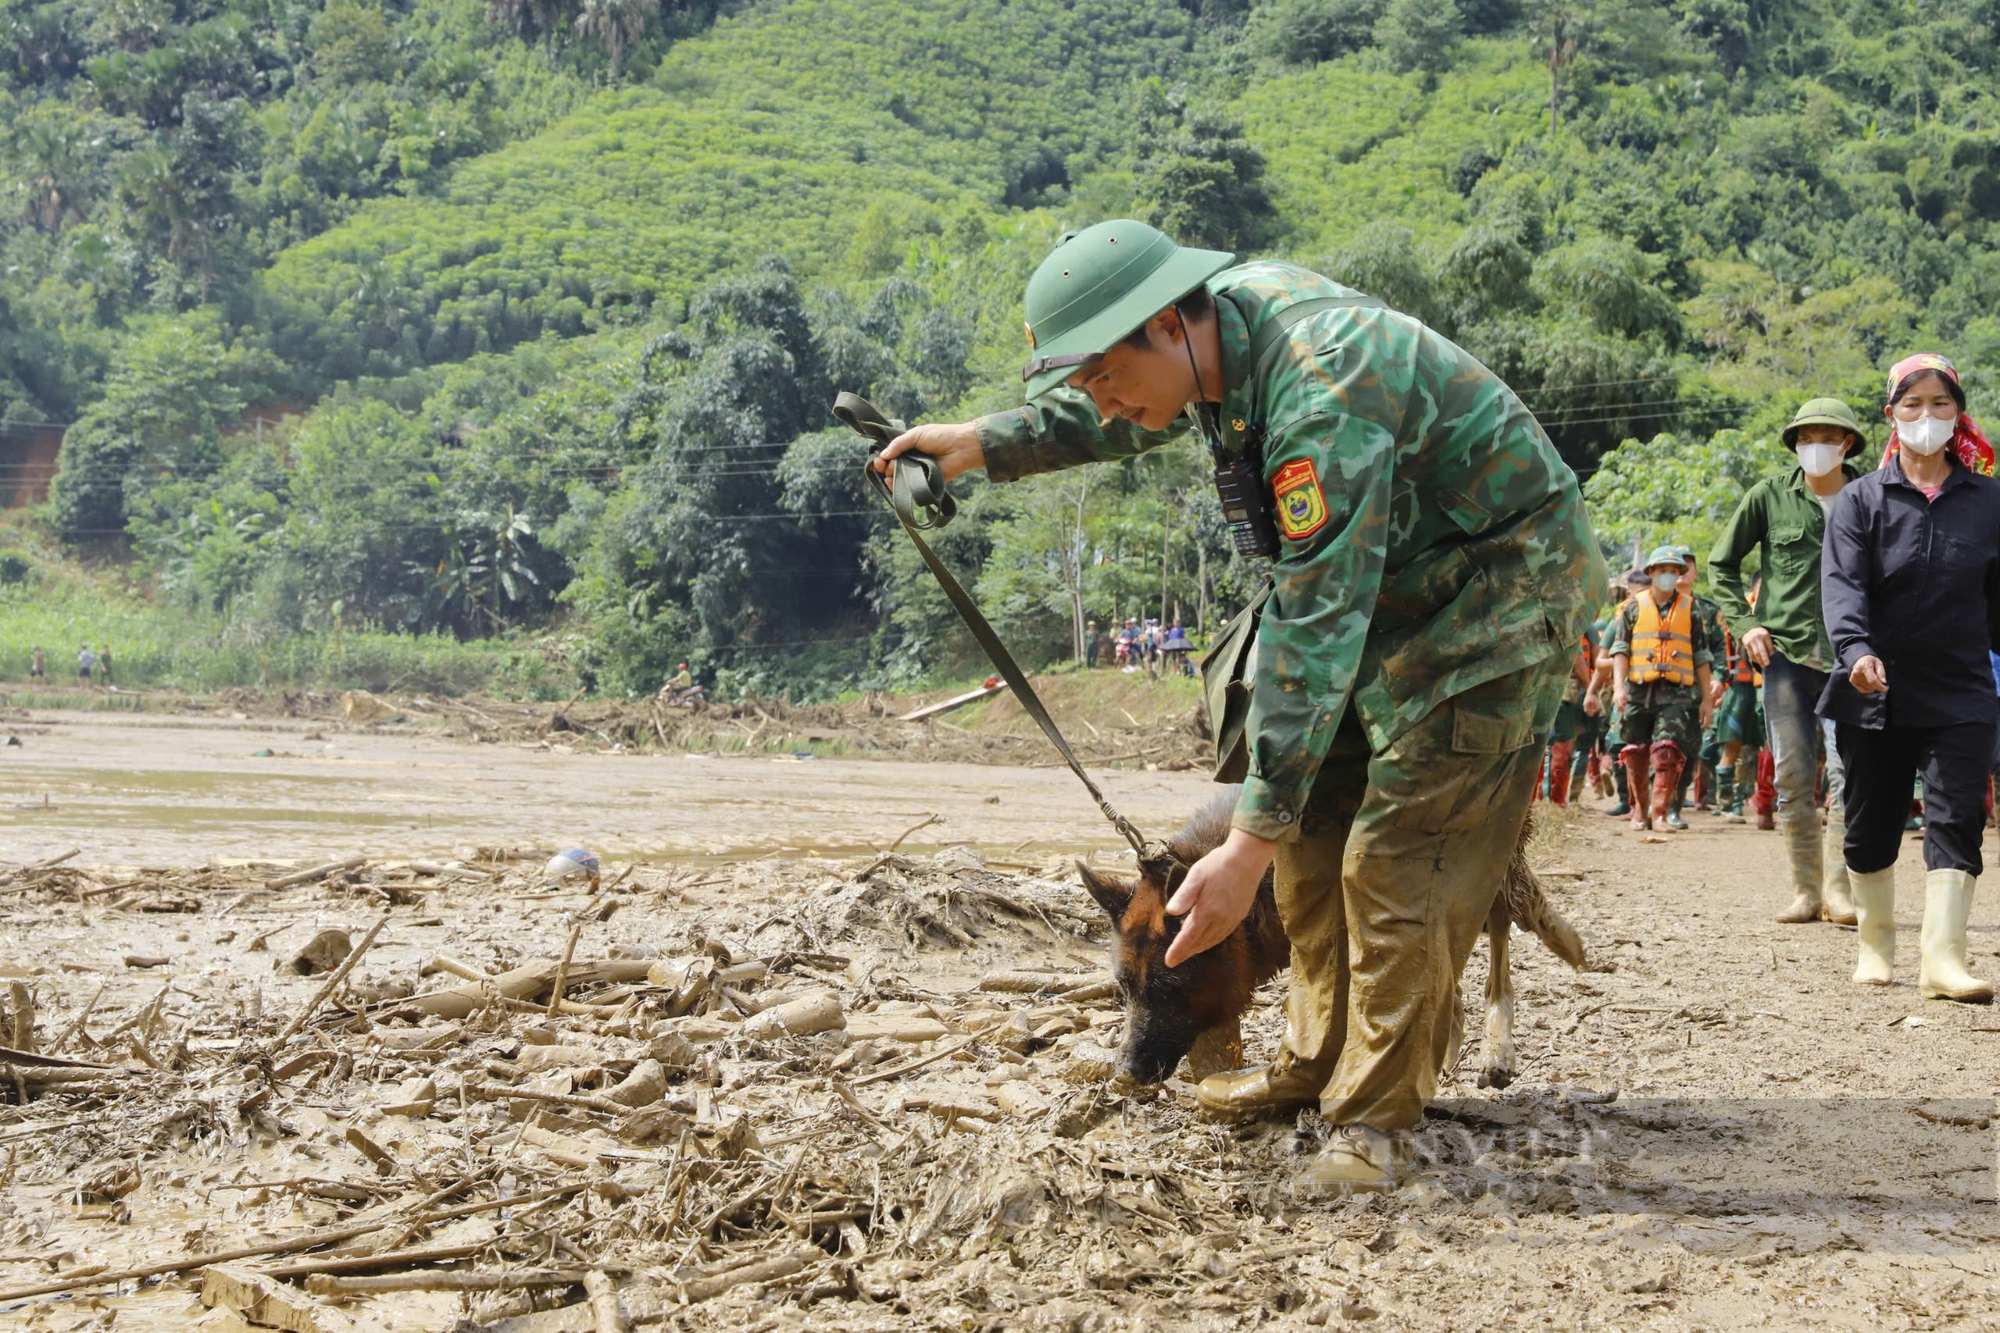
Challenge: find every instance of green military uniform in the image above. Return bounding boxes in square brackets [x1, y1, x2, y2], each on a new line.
[984, 231, 1605, 1140]
[1670, 589, 1728, 822]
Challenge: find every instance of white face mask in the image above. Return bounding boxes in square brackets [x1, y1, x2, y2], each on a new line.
[1898, 414, 1955, 456]
[1652, 571, 1679, 594]
[1796, 442, 1845, 477]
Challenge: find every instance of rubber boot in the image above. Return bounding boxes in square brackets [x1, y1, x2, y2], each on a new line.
[1821, 806, 1857, 925]
[1621, 746, 1651, 830]
[1755, 750, 1777, 830]
[1548, 741, 1573, 806]
[1648, 742, 1684, 831]
[1850, 867, 1897, 986]
[1715, 769, 1741, 821]
[1918, 870, 1994, 1003]
[1666, 761, 1690, 829]
[1293, 1124, 1412, 1197]
[1693, 762, 1711, 812]
[1607, 756, 1631, 817]
[1774, 819, 1824, 922]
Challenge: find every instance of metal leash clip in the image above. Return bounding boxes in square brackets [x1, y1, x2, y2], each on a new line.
[835, 391, 956, 531]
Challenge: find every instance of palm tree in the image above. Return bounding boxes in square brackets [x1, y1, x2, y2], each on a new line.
[575, 0, 655, 78]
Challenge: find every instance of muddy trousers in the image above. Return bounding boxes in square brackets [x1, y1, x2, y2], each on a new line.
[1267, 662, 1561, 1132]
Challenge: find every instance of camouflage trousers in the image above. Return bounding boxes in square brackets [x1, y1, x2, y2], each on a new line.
[1267, 657, 1566, 1131]
[1618, 681, 1701, 760]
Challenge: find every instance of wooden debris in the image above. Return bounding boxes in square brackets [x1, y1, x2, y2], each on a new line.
[203, 1262, 392, 1333]
[585, 1270, 627, 1333]
[5, 982, 32, 1051]
[741, 991, 844, 1040]
[678, 1248, 821, 1303]
[280, 914, 388, 1039]
[265, 855, 369, 891]
[306, 1268, 593, 1296]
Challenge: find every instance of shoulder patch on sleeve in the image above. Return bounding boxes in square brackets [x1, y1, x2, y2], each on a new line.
[1271, 458, 1329, 540]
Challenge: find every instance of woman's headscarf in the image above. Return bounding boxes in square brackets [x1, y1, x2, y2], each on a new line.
[1878, 352, 1995, 477]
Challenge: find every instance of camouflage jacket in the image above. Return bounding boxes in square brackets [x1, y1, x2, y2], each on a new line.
[976, 260, 1607, 841]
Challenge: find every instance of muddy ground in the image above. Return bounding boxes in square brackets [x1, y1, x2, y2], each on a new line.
[0, 714, 1995, 1332]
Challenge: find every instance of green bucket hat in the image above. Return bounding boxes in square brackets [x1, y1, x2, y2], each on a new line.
[1781, 397, 1865, 454]
[1018, 220, 1234, 400]
[1643, 545, 1688, 572]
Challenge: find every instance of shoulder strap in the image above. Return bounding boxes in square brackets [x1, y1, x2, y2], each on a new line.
[1244, 293, 1385, 375]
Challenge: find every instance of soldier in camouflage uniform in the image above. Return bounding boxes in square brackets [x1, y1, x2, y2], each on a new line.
[1667, 545, 1729, 830]
[1609, 548, 1721, 831]
[877, 220, 1606, 1194]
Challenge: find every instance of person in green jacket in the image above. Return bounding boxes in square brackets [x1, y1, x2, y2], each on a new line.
[877, 220, 1605, 1194]
[1708, 398, 1865, 925]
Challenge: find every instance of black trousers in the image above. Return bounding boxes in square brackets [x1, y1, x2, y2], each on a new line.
[1835, 721, 1995, 876]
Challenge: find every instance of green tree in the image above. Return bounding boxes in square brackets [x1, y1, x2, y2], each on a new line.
[1374, 0, 1462, 73]
[1131, 81, 1276, 251]
[48, 314, 246, 542]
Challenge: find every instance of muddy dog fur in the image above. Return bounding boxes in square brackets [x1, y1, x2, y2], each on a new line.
[1078, 788, 1588, 1091]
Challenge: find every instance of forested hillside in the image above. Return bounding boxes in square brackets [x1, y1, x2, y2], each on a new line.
[3, 0, 1999, 696]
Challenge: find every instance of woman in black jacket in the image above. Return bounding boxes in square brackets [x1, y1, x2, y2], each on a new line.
[1819, 354, 2000, 1003]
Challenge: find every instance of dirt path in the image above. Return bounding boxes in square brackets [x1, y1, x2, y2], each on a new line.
[0, 710, 1216, 865]
[0, 738, 1994, 1331]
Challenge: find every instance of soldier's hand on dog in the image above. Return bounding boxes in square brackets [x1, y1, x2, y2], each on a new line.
[873, 421, 986, 481]
[1164, 829, 1277, 967]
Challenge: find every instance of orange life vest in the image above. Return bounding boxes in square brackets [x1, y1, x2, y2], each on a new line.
[1724, 628, 1762, 687]
[1630, 591, 1695, 686]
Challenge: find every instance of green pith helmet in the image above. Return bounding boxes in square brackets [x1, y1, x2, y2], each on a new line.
[1782, 397, 1865, 454]
[1644, 545, 1688, 572]
[1018, 220, 1234, 400]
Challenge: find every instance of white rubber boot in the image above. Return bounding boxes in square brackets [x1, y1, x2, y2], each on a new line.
[1821, 808, 1857, 925]
[1918, 869, 1994, 1003]
[1849, 867, 1897, 986]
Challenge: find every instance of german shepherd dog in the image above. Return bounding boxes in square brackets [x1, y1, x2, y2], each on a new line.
[1077, 789, 1587, 1090]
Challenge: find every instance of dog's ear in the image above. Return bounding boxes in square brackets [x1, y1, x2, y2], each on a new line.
[1076, 861, 1133, 920]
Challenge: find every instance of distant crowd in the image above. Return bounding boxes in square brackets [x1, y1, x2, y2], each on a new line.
[1082, 617, 1197, 678]
[1538, 353, 1998, 1005]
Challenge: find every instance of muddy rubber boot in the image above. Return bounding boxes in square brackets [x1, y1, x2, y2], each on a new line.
[1714, 769, 1736, 819]
[1607, 761, 1631, 817]
[1293, 1124, 1412, 1198]
[1621, 747, 1652, 830]
[1774, 819, 1825, 923]
[1547, 741, 1573, 806]
[1648, 743, 1683, 831]
[1850, 867, 1897, 986]
[1196, 1052, 1335, 1121]
[1918, 870, 1994, 1003]
[1821, 806, 1857, 925]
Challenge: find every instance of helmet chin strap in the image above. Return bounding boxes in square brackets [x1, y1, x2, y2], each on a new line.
[1177, 308, 1217, 447]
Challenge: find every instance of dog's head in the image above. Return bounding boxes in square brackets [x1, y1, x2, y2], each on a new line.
[1078, 856, 1255, 1085]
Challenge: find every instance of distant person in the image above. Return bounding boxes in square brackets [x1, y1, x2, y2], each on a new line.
[97, 643, 113, 689]
[1609, 547, 1719, 832]
[663, 662, 702, 705]
[1665, 546, 1726, 829]
[76, 643, 95, 688]
[1711, 399, 1863, 922]
[1821, 353, 2000, 1002]
[1085, 619, 1100, 668]
[28, 646, 43, 681]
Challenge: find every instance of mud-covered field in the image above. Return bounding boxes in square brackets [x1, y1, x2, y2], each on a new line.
[0, 714, 1996, 1332]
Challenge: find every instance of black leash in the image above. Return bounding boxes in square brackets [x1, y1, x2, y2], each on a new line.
[835, 391, 1172, 868]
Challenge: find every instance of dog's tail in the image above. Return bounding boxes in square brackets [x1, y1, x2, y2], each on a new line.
[1499, 810, 1588, 970]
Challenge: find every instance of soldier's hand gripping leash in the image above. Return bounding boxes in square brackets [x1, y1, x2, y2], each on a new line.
[836, 391, 1175, 873]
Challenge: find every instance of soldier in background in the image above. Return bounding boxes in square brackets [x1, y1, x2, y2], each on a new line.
[1609, 548, 1719, 832]
[1709, 399, 1863, 924]
[878, 220, 1605, 1193]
